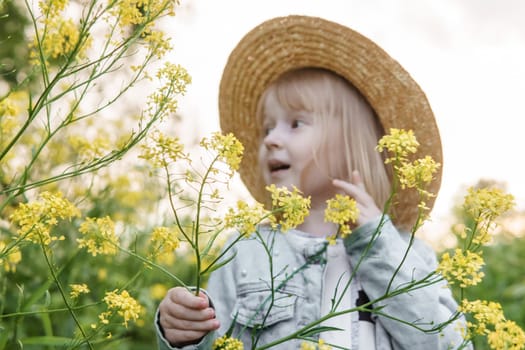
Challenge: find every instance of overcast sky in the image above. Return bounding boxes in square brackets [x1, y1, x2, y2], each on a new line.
[163, 0, 525, 238]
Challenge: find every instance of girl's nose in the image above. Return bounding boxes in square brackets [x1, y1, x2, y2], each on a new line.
[263, 127, 284, 149]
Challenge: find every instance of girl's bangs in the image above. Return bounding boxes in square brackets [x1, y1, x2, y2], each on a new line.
[272, 73, 325, 113]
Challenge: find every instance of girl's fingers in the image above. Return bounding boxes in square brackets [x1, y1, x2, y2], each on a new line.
[168, 287, 209, 309]
[332, 179, 364, 201]
[333, 171, 368, 200]
[158, 287, 220, 345]
[351, 170, 366, 190]
[332, 171, 382, 225]
[161, 309, 219, 330]
[166, 302, 216, 322]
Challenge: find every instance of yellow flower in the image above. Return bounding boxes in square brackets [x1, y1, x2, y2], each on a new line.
[223, 200, 269, 236]
[437, 249, 485, 288]
[459, 299, 505, 336]
[300, 339, 332, 350]
[10, 191, 80, 245]
[266, 185, 311, 232]
[324, 194, 359, 239]
[376, 128, 419, 163]
[397, 155, 440, 189]
[140, 130, 187, 168]
[38, 0, 68, 17]
[463, 187, 515, 223]
[143, 30, 172, 58]
[147, 62, 191, 118]
[77, 216, 118, 256]
[487, 320, 525, 350]
[300, 341, 316, 350]
[102, 289, 143, 327]
[68, 134, 111, 162]
[38, 18, 85, 59]
[0, 241, 22, 273]
[109, 0, 176, 29]
[150, 226, 180, 261]
[212, 335, 244, 350]
[98, 268, 108, 281]
[200, 132, 244, 174]
[149, 283, 168, 300]
[459, 299, 525, 349]
[69, 283, 90, 299]
[317, 338, 333, 350]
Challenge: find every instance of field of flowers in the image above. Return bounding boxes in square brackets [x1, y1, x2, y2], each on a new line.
[1, 1, 524, 349]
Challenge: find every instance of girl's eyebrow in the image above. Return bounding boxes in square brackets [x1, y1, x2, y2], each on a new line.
[289, 110, 313, 120]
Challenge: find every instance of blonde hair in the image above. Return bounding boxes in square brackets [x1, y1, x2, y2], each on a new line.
[257, 68, 392, 210]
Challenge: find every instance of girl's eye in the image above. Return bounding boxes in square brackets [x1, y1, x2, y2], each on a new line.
[263, 125, 273, 136]
[291, 120, 304, 128]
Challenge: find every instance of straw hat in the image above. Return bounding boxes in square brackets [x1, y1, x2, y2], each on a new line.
[219, 15, 442, 229]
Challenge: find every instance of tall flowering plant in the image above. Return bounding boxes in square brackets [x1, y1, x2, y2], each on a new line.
[0, 0, 191, 348]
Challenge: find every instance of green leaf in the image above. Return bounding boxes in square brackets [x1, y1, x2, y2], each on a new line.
[299, 326, 342, 337]
[20, 336, 75, 346]
[201, 252, 236, 275]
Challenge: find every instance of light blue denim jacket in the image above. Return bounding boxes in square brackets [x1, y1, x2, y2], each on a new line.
[156, 216, 471, 350]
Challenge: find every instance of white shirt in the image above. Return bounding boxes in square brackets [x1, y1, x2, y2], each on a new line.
[290, 232, 376, 349]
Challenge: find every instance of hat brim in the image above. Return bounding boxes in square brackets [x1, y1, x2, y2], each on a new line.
[219, 15, 442, 229]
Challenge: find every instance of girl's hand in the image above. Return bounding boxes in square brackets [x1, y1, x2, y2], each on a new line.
[332, 170, 382, 227]
[158, 287, 220, 346]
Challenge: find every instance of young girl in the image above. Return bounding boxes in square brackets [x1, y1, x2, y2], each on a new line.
[156, 15, 469, 350]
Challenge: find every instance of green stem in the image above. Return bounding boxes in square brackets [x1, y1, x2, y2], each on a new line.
[117, 246, 188, 287]
[193, 155, 221, 295]
[0, 302, 103, 319]
[39, 240, 94, 350]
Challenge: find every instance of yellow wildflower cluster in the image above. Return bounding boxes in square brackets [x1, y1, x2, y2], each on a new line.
[147, 62, 191, 118]
[200, 132, 244, 174]
[68, 134, 111, 163]
[487, 320, 525, 350]
[143, 30, 173, 59]
[38, 0, 68, 17]
[32, 0, 92, 63]
[377, 128, 440, 215]
[0, 241, 22, 272]
[101, 289, 143, 327]
[266, 185, 311, 232]
[139, 131, 187, 168]
[437, 249, 485, 288]
[223, 200, 269, 236]
[397, 156, 440, 190]
[300, 338, 332, 350]
[376, 128, 419, 163]
[0, 93, 26, 170]
[0, 107, 17, 163]
[10, 191, 80, 245]
[109, 0, 177, 29]
[69, 283, 90, 299]
[460, 299, 525, 350]
[0, 92, 23, 122]
[324, 194, 359, 243]
[150, 226, 180, 263]
[40, 19, 80, 59]
[464, 187, 515, 224]
[212, 335, 244, 350]
[77, 216, 119, 256]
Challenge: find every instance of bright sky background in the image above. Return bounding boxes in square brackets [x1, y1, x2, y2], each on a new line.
[164, 0, 525, 240]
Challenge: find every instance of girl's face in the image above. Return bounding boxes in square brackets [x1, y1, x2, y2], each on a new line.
[258, 91, 340, 204]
